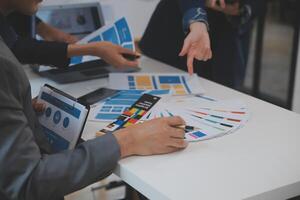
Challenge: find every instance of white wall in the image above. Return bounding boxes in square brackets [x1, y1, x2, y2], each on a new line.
[292, 33, 300, 113]
[41, 0, 160, 37]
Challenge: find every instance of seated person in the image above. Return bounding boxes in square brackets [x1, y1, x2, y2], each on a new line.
[0, 0, 188, 199]
[140, 0, 212, 75]
[140, 0, 265, 89]
[7, 12, 78, 43]
[0, 10, 138, 69]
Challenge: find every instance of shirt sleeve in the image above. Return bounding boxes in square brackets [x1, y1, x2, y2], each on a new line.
[12, 37, 70, 68]
[177, 0, 208, 33]
[0, 57, 121, 200]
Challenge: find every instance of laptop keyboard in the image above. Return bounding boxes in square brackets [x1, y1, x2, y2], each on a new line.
[80, 69, 109, 76]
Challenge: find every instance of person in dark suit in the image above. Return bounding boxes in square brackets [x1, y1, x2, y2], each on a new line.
[7, 12, 78, 43]
[0, 1, 188, 199]
[139, 0, 265, 89]
[140, 0, 212, 75]
[205, 0, 266, 88]
[0, 10, 139, 69]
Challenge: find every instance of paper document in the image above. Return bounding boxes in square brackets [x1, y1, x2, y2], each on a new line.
[71, 17, 135, 65]
[90, 89, 170, 122]
[108, 73, 205, 95]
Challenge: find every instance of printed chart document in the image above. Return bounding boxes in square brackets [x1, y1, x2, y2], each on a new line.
[37, 85, 89, 152]
[108, 73, 205, 95]
[90, 89, 170, 122]
[71, 17, 135, 65]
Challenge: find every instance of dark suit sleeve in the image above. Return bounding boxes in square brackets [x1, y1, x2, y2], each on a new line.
[12, 38, 70, 68]
[177, 0, 208, 32]
[0, 57, 121, 200]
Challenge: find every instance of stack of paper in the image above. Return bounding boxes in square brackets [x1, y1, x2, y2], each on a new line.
[139, 94, 250, 142]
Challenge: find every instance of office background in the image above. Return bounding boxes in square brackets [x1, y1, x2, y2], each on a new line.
[35, 0, 300, 199]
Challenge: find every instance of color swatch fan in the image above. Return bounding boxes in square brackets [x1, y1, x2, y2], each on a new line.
[97, 93, 250, 142]
[141, 95, 250, 142]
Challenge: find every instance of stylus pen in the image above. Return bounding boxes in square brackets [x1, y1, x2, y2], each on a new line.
[176, 125, 201, 132]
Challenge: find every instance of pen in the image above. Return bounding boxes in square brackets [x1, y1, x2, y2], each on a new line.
[176, 125, 201, 132]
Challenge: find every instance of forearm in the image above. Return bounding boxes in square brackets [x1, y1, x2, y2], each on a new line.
[67, 43, 96, 58]
[178, 0, 208, 33]
[36, 21, 57, 41]
[12, 38, 70, 67]
[1, 115, 121, 200]
[25, 134, 120, 199]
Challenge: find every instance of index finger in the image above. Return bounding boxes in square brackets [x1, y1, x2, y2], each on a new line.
[219, 0, 226, 8]
[166, 116, 186, 126]
[120, 57, 139, 68]
[187, 53, 195, 75]
[210, 0, 217, 7]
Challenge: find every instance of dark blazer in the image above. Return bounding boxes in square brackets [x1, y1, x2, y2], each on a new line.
[0, 36, 121, 199]
[1, 13, 70, 68]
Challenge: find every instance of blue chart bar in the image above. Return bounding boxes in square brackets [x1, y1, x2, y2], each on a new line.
[71, 56, 83, 65]
[159, 76, 181, 84]
[41, 92, 81, 119]
[102, 27, 120, 45]
[96, 113, 121, 120]
[89, 35, 102, 43]
[192, 131, 206, 138]
[181, 76, 191, 94]
[115, 17, 132, 44]
[105, 99, 137, 106]
[42, 126, 70, 152]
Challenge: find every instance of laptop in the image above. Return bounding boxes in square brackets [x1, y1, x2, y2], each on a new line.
[33, 1, 140, 84]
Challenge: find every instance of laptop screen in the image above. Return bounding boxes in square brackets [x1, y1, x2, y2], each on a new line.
[36, 3, 104, 39]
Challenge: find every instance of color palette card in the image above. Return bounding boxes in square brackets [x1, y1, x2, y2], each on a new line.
[108, 73, 205, 95]
[71, 17, 135, 65]
[97, 94, 160, 136]
[96, 93, 250, 142]
[90, 89, 170, 122]
[139, 95, 250, 142]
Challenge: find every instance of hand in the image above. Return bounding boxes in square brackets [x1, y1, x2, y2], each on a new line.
[206, 0, 240, 16]
[114, 116, 188, 158]
[87, 41, 139, 68]
[206, 0, 226, 9]
[32, 98, 45, 114]
[179, 22, 212, 75]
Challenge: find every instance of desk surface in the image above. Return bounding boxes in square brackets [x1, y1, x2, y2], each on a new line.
[27, 57, 300, 200]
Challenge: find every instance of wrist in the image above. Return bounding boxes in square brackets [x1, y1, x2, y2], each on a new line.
[114, 128, 135, 158]
[67, 43, 98, 58]
[189, 22, 208, 32]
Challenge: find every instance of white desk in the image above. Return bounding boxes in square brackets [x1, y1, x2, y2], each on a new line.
[26, 56, 300, 200]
